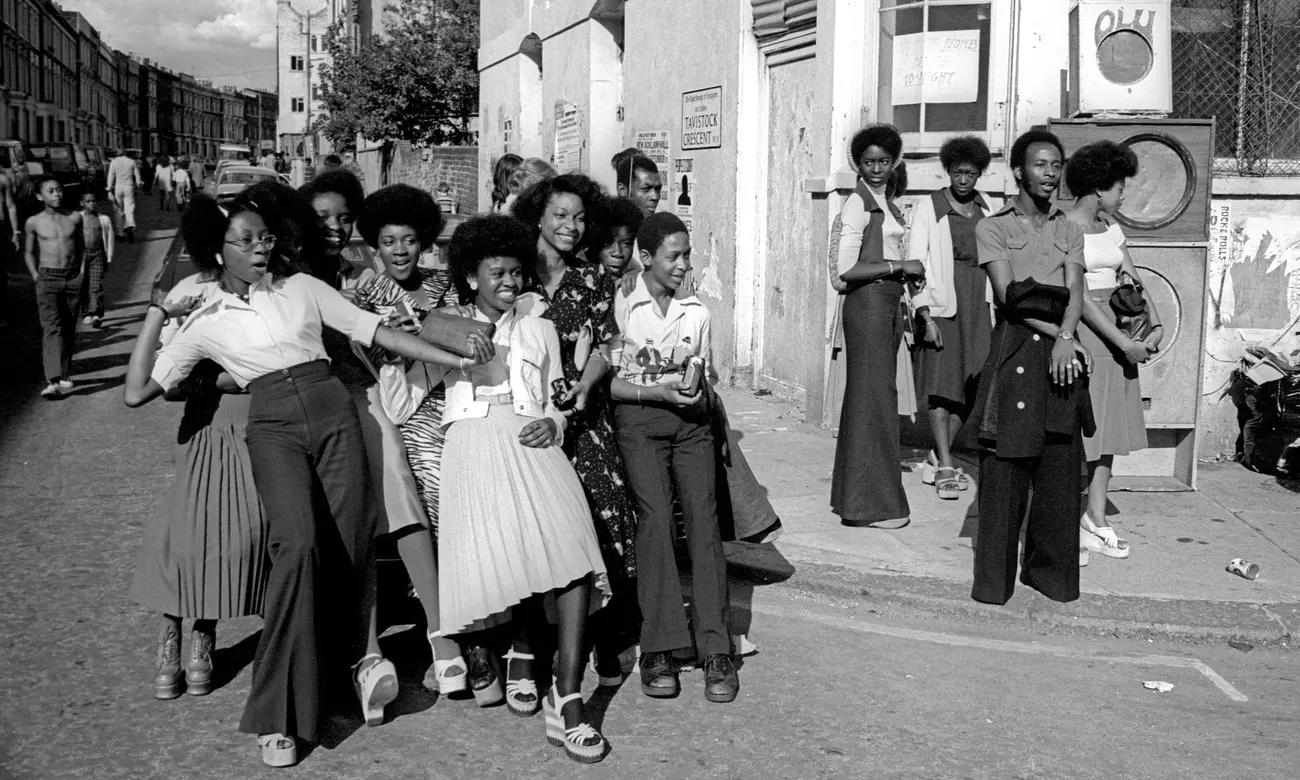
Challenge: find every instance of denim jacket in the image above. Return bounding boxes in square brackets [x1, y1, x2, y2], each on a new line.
[376, 302, 568, 444]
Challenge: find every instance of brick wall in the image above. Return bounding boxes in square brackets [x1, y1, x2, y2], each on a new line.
[385, 141, 479, 214]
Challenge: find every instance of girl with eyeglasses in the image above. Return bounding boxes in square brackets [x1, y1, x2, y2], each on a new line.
[123, 193, 495, 769]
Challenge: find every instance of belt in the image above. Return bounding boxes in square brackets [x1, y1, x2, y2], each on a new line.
[476, 393, 514, 406]
[247, 359, 331, 391]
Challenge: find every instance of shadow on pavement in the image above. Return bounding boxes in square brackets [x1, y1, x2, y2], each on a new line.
[211, 629, 262, 691]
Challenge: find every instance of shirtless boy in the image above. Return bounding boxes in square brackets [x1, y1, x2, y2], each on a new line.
[24, 175, 85, 399]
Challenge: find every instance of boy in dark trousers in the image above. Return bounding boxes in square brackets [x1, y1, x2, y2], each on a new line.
[608, 212, 738, 703]
[24, 176, 85, 399]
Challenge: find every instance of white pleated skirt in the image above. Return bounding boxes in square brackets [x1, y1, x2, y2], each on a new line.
[438, 405, 611, 635]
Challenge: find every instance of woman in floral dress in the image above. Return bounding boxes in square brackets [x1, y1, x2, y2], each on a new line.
[513, 173, 640, 687]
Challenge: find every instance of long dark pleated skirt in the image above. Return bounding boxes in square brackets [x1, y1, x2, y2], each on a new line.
[831, 280, 911, 524]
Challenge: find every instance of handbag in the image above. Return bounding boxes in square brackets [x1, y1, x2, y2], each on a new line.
[1109, 271, 1152, 342]
[418, 308, 496, 358]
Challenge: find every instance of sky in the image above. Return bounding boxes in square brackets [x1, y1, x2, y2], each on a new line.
[60, 0, 286, 91]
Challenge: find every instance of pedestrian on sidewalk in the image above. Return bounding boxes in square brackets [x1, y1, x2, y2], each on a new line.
[968, 129, 1096, 606]
[172, 158, 193, 211]
[24, 175, 84, 399]
[123, 193, 490, 768]
[77, 189, 114, 329]
[615, 154, 664, 215]
[1065, 140, 1165, 561]
[501, 158, 556, 216]
[154, 155, 174, 212]
[129, 271, 270, 703]
[830, 125, 926, 529]
[910, 135, 1002, 500]
[107, 149, 141, 242]
[188, 154, 207, 196]
[609, 212, 740, 706]
[377, 214, 613, 763]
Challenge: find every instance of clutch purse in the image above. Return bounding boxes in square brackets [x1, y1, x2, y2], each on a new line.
[1109, 271, 1152, 342]
[419, 309, 495, 358]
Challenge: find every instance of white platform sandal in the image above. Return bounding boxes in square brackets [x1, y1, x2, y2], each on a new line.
[504, 648, 540, 716]
[258, 733, 298, 768]
[353, 653, 399, 727]
[543, 687, 609, 764]
[424, 631, 468, 694]
[1080, 512, 1131, 559]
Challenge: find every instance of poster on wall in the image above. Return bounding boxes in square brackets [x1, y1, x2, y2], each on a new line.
[890, 30, 980, 105]
[553, 102, 582, 171]
[674, 156, 694, 235]
[634, 130, 670, 168]
[681, 86, 722, 150]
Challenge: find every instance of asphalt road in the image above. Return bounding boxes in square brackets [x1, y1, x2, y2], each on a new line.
[0, 200, 1296, 779]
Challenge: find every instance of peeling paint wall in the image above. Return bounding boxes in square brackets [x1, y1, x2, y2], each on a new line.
[1201, 197, 1300, 456]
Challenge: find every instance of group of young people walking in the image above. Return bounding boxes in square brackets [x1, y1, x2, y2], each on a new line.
[831, 125, 1159, 605]
[122, 151, 764, 767]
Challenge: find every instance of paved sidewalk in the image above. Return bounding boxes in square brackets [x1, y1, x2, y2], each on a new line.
[719, 387, 1300, 647]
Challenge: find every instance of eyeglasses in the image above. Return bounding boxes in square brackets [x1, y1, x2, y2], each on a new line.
[224, 235, 277, 252]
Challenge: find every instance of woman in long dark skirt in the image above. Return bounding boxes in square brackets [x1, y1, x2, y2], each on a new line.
[830, 125, 926, 529]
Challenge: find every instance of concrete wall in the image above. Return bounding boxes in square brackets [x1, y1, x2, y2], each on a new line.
[1200, 195, 1300, 456]
[623, 0, 743, 380]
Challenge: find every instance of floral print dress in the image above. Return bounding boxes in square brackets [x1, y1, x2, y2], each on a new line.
[535, 263, 637, 579]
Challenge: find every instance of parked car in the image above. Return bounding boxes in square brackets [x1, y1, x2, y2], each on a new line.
[82, 145, 107, 190]
[24, 143, 96, 199]
[212, 165, 290, 202]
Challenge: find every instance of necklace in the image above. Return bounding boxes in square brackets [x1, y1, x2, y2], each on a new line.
[947, 190, 977, 218]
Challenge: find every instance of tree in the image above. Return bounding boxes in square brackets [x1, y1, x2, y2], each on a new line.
[316, 0, 478, 149]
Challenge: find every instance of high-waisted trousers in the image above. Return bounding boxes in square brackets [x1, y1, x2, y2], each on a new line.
[239, 360, 377, 743]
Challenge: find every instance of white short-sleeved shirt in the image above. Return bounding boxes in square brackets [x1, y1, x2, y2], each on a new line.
[152, 272, 383, 391]
[613, 274, 712, 386]
[1083, 222, 1127, 290]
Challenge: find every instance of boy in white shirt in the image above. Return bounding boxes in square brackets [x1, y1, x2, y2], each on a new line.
[608, 212, 738, 704]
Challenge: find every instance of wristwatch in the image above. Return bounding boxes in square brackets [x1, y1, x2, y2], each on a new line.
[1058, 330, 1074, 341]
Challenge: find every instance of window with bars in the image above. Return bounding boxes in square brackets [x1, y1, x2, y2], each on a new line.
[1171, 0, 1300, 176]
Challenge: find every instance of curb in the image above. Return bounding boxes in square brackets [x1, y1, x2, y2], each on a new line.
[725, 541, 1297, 650]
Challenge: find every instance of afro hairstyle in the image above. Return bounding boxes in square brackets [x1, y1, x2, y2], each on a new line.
[849, 124, 903, 165]
[1065, 140, 1140, 198]
[588, 196, 646, 252]
[298, 168, 365, 216]
[939, 135, 993, 173]
[357, 184, 444, 249]
[448, 214, 537, 304]
[511, 172, 609, 252]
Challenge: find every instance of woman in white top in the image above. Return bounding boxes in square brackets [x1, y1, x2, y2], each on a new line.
[1065, 141, 1164, 561]
[378, 215, 612, 764]
[124, 194, 492, 768]
[830, 125, 926, 529]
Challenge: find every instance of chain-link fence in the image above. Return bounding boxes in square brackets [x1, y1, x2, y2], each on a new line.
[1172, 0, 1300, 175]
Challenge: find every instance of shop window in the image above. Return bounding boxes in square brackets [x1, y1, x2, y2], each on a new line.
[877, 0, 998, 151]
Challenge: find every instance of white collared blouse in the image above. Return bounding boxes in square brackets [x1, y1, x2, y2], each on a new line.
[151, 272, 383, 391]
